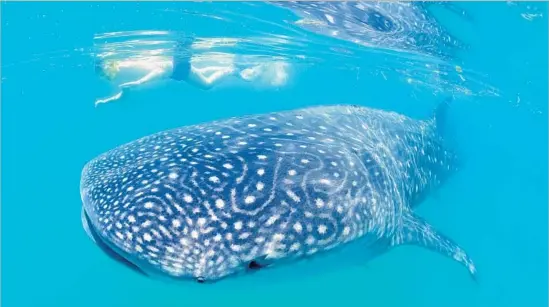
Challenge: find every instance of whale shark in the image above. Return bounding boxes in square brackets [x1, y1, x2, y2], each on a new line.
[80, 101, 476, 284]
[270, 1, 469, 59]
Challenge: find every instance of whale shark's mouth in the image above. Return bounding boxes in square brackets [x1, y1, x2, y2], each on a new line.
[82, 209, 149, 277]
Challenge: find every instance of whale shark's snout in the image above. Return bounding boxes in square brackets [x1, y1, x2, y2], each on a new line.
[80, 200, 248, 283]
[79, 159, 251, 283]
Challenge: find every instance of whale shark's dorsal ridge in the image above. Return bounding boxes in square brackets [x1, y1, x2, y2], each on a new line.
[80, 103, 475, 283]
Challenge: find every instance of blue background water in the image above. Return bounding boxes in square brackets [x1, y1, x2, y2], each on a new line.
[1, 2, 547, 307]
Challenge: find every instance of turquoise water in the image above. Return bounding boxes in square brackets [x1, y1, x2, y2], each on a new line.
[1, 2, 547, 307]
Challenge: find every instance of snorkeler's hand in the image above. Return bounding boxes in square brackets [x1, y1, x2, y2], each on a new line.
[95, 91, 123, 106]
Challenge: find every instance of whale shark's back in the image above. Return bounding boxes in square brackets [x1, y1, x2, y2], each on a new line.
[81, 103, 456, 225]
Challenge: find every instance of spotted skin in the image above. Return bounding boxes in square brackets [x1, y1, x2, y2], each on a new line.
[80, 104, 476, 283]
[270, 1, 468, 59]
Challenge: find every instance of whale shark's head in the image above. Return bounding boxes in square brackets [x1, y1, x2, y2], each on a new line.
[80, 149, 260, 283]
[80, 123, 314, 284]
[79, 106, 372, 283]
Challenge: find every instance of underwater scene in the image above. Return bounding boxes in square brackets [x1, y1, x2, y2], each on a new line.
[1, 2, 547, 307]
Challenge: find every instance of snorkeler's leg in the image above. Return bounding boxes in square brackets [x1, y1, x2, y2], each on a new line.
[187, 66, 236, 89]
[193, 65, 234, 74]
[191, 52, 237, 76]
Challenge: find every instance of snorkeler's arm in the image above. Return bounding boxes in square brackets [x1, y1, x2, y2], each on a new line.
[119, 68, 165, 88]
[95, 91, 123, 107]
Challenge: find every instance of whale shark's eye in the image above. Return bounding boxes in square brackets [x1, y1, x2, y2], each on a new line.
[196, 276, 206, 283]
[247, 256, 272, 271]
[363, 9, 395, 32]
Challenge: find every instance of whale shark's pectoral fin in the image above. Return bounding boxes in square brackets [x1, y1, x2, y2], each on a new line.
[393, 212, 477, 281]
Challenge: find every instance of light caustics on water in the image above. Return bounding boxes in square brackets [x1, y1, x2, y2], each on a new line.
[268, 1, 501, 98]
[1, 2, 510, 99]
[271, 1, 468, 59]
[506, 1, 545, 21]
[88, 1, 501, 100]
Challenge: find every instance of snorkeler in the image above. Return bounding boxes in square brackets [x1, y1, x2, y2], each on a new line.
[94, 36, 237, 106]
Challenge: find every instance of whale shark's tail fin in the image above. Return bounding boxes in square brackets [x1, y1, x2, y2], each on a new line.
[433, 96, 453, 136]
[392, 211, 477, 281]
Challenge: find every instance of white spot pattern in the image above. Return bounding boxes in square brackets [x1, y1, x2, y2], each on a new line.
[80, 104, 470, 283]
